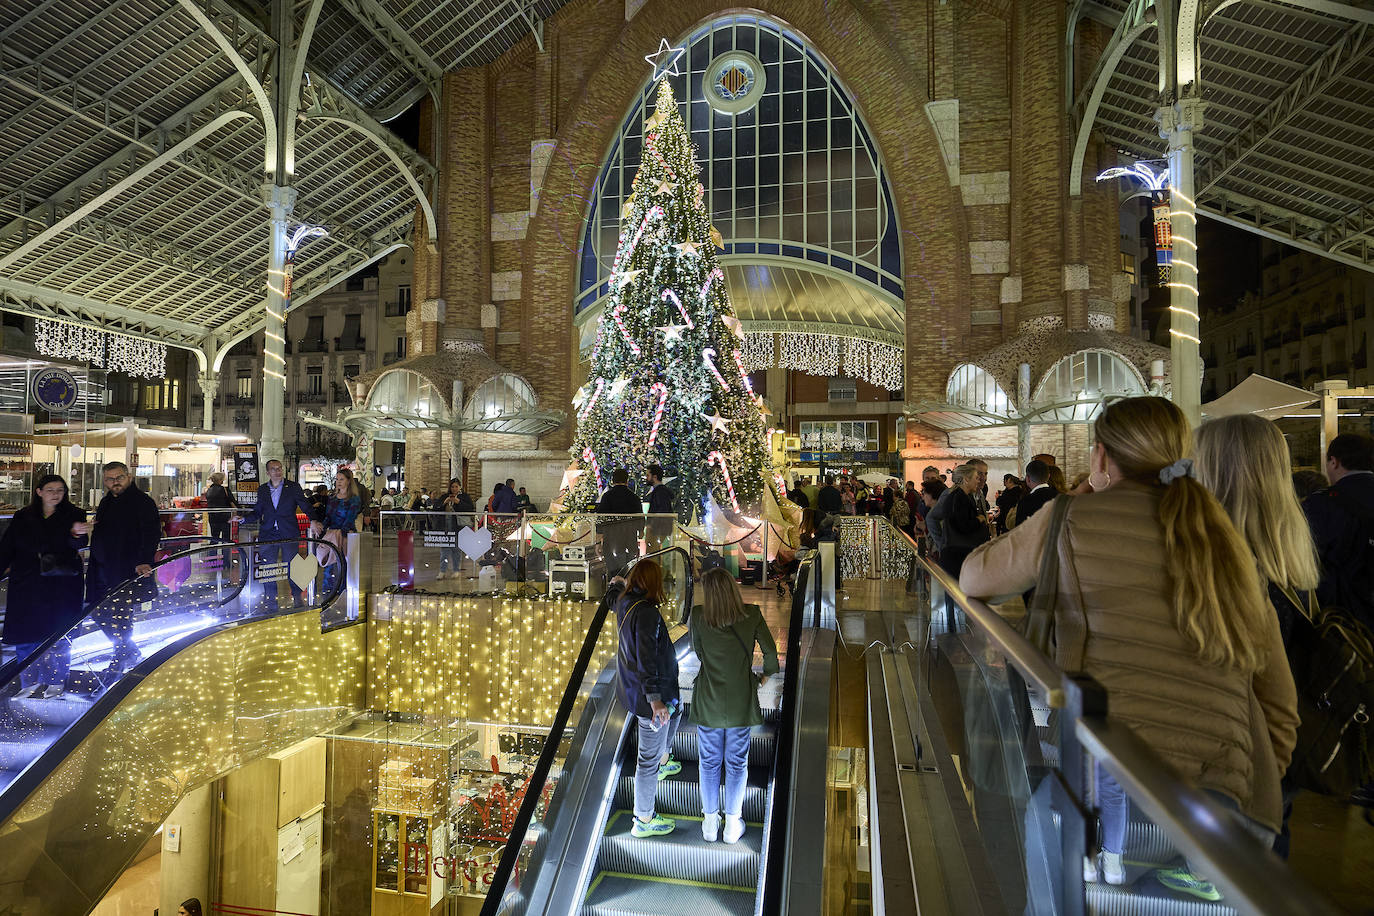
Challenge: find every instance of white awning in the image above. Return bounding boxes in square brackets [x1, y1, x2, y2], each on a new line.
[1201, 375, 1316, 421]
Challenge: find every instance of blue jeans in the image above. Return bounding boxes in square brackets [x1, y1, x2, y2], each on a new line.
[440, 546, 459, 573]
[634, 710, 681, 821]
[698, 726, 751, 817]
[12, 639, 72, 689]
[1096, 764, 1129, 854]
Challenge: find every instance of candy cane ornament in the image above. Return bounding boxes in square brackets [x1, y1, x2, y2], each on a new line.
[611, 205, 664, 273]
[702, 348, 729, 390]
[610, 304, 641, 355]
[701, 267, 725, 303]
[647, 383, 669, 449]
[583, 447, 603, 491]
[730, 349, 754, 394]
[661, 289, 694, 329]
[707, 451, 739, 512]
[578, 378, 605, 418]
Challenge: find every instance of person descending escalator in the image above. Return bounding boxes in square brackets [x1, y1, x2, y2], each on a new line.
[691, 568, 779, 845]
[960, 396, 1298, 904]
[608, 558, 682, 838]
[0, 475, 88, 698]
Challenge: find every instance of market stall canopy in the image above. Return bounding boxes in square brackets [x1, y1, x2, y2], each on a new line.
[1200, 374, 1316, 421]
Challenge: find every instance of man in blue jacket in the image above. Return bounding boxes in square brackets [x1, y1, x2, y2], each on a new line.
[240, 459, 320, 608]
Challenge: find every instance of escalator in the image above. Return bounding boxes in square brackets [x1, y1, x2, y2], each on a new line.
[0, 536, 365, 915]
[481, 547, 832, 916]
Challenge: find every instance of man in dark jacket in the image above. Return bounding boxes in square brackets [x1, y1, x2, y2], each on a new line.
[203, 471, 237, 545]
[817, 474, 843, 517]
[1303, 433, 1374, 629]
[241, 459, 318, 609]
[1015, 460, 1057, 528]
[85, 461, 161, 672]
[490, 482, 519, 515]
[597, 469, 643, 574]
[645, 464, 675, 549]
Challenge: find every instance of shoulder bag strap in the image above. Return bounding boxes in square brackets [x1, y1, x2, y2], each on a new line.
[1023, 495, 1072, 653]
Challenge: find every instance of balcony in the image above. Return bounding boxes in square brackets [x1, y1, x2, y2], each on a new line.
[334, 336, 366, 352]
[1235, 343, 1256, 360]
[1302, 322, 1323, 337]
[296, 391, 327, 405]
[383, 351, 403, 365]
[1326, 361, 1349, 377]
[225, 393, 255, 406]
[1283, 371, 1301, 387]
[1262, 333, 1281, 350]
[297, 338, 328, 353]
[1324, 314, 1347, 331]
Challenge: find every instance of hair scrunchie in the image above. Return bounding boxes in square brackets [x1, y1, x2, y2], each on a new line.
[1158, 458, 1196, 486]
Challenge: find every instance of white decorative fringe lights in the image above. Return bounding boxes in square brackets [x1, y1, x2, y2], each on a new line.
[34, 318, 168, 379]
[740, 331, 902, 391]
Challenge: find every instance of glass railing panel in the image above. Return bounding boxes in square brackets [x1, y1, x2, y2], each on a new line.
[0, 549, 365, 915]
[0, 537, 347, 798]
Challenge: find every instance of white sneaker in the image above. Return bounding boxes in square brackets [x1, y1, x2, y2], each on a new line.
[1101, 851, 1125, 885]
[1083, 855, 1099, 883]
[722, 814, 744, 844]
[702, 812, 720, 842]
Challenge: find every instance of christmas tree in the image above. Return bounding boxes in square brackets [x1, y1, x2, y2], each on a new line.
[565, 78, 770, 520]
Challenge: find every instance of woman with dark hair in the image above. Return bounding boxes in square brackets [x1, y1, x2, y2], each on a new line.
[177, 898, 203, 916]
[0, 474, 87, 697]
[608, 558, 681, 839]
[318, 468, 361, 588]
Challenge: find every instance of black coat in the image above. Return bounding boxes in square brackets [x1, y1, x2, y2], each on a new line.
[0, 502, 87, 645]
[1303, 471, 1374, 624]
[941, 487, 990, 551]
[647, 484, 676, 515]
[596, 484, 641, 515]
[204, 482, 237, 509]
[611, 585, 679, 718]
[818, 485, 843, 515]
[86, 484, 160, 607]
[1016, 485, 1058, 527]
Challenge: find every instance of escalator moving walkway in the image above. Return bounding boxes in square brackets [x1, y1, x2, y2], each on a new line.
[582, 708, 780, 915]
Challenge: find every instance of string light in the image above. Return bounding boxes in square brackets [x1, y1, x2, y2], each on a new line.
[34, 318, 167, 378]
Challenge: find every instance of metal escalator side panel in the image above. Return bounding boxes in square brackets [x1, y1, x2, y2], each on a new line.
[500, 662, 631, 916]
[0, 608, 365, 916]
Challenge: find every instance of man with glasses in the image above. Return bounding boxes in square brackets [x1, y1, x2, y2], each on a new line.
[240, 459, 320, 609]
[78, 461, 161, 673]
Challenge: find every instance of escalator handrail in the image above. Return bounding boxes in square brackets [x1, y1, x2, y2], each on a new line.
[883, 517, 1340, 916]
[0, 536, 241, 689]
[758, 550, 817, 914]
[479, 545, 692, 916]
[0, 536, 351, 827]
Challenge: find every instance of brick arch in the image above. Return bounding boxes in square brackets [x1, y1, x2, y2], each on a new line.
[522, 0, 969, 446]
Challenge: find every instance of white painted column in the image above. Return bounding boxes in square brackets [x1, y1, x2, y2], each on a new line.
[260, 184, 296, 464]
[197, 372, 219, 431]
[1159, 96, 1204, 427]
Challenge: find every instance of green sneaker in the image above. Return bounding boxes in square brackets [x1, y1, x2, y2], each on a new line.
[657, 756, 682, 780]
[631, 814, 676, 838]
[1156, 867, 1222, 902]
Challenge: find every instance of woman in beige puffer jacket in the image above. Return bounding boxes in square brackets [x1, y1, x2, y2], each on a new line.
[960, 396, 1298, 899]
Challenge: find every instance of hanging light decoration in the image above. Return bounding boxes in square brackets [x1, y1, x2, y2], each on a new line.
[33, 318, 166, 379]
[747, 331, 902, 391]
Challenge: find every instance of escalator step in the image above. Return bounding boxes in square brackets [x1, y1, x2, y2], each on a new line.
[670, 723, 776, 765]
[613, 764, 768, 822]
[583, 872, 756, 916]
[597, 809, 763, 886]
[0, 722, 65, 770]
[1087, 883, 1237, 915]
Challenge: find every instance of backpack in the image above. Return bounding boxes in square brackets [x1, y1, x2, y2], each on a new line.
[890, 497, 910, 528]
[1275, 587, 1374, 797]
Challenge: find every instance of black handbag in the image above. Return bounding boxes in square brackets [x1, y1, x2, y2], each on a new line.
[38, 551, 82, 577]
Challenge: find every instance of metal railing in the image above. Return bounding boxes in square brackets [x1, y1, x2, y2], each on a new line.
[869, 516, 1339, 916]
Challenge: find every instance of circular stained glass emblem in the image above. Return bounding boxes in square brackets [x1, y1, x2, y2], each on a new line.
[704, 51, 765, 115]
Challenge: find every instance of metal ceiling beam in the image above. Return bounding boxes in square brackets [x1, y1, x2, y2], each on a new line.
[1070, 0, 1157, 196]
[0, 278, 209, 347]
[1200, 202, 1374, 274]
[1197, 21, 1372, 195]
[440, 0, 516, 61]
[329, 0, 444, 85]
[454, 1, 529, 64]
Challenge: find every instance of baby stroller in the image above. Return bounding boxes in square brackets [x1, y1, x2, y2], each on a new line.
[766, 553, 797, 598]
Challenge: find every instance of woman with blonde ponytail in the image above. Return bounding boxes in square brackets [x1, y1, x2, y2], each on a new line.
[960, 396, 1298, 901]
